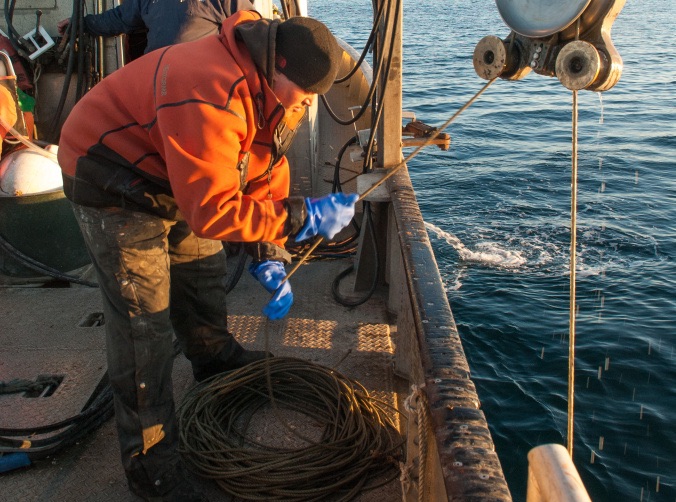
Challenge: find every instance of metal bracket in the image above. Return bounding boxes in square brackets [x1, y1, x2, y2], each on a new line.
[402, 120, 451, 151]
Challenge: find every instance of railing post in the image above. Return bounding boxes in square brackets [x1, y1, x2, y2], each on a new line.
[527, 444, 591, 502]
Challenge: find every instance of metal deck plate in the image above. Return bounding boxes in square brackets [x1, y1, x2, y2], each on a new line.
[0, 287, 107, 429]
[0, 259, 403, 501]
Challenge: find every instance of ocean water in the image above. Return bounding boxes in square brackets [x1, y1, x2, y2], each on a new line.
[310, 1, 675, 500]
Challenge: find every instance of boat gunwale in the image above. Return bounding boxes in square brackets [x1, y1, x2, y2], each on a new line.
[388, 166, 512, 501]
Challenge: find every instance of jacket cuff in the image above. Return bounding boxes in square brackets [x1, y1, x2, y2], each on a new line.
[244, 242, 292, 265]
[283, 196, 307, 236]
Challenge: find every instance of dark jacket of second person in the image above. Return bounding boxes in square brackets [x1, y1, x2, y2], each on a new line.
[83, 0, 255, 53]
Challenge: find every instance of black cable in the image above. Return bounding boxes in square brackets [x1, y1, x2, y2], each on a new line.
[331, 203, 379, 307]
[319, 0, 394, 128]
[0, 232, 98, 287]
[328, 0, 399, 307]
[332, 135, 359, 193]
[47, 0, 80, 142]
[362, 0, 400, 173]
[333, 0, 384, 84]
[0, 374, 114, 459]
[319, 53, 381, 127]
[3, 0, 33, 60]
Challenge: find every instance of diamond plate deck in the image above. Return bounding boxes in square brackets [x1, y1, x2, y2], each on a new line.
[0, 258, 404, 501]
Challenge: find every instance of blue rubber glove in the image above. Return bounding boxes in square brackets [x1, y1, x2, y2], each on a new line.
[248, 260, 294, 320]
[295, 192, 359, 242]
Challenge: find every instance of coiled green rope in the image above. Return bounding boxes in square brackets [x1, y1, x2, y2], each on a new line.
[178, 357, 404, 501]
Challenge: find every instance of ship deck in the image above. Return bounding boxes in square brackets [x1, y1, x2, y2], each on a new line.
[0, 258, 406, 501]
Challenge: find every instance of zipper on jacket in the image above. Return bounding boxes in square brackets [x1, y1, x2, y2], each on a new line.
[255, 93, 265, 129]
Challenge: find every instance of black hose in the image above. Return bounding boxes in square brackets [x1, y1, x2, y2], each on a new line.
[331, 203, 379, 307]
[332, 135, 359, 193]
[319, 0, 393, 128]
[334, 0, 384, 84]
[0, 232, 98, 287]
[362, 0, 400, 173]
[47, 0, 80, 142]
[0, 373, 114, 459]
[3, 0, 33, 60]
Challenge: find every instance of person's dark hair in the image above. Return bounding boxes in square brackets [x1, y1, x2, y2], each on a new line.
[275, 16, 343, 95]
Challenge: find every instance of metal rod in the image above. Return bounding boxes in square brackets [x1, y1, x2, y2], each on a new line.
[360, 77, 496, 201]
[283, 78, 496, 284]
[96, 0, 104, 79]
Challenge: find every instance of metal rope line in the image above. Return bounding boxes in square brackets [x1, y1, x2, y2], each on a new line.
[177, 357, 405, 501]
[567, 17, 582, 458]
[567, 88, 579, 457]
[282, 77, 497, 285]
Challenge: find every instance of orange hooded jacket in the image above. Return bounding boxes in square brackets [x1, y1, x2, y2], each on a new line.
[58, 10, 306, 261]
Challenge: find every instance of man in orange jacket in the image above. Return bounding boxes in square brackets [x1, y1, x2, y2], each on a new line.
[58, 10, 357, 501]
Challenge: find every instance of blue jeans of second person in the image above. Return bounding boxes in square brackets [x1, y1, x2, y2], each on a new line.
[71, 203, 241, 496]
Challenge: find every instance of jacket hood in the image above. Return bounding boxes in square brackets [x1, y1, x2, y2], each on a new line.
[235, 17, 281, 90]
[219, 11, 285, 130]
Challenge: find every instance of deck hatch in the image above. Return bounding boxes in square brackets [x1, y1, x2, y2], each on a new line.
[78, 312, 105, 327]
[21, 374, 64, 398]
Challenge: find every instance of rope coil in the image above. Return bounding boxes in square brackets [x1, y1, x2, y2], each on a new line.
[178, 357, 405, 501]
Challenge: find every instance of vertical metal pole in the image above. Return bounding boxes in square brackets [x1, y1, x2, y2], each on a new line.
[353, 0, 402, 291]
[96, 0, 104, 80]
[113, 0, 126, 68]
[376, 0, 402, 168]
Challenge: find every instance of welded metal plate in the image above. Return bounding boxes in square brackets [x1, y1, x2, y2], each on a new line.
[1, 259, 403, 502]
[496, 0, 592, 37]
[0, 287, 107, 429]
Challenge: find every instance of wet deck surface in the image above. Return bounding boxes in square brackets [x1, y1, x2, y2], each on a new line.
[0, 258, 405, 501]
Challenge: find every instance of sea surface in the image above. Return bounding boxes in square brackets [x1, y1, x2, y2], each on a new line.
[310, 1, 675, 500]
